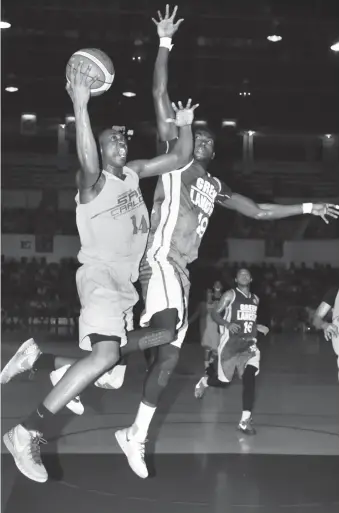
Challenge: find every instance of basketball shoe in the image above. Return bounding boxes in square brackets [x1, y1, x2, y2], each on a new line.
[238, 417, 256, 435]
[94, 364, 127, 389]
[0, 338, 41, 384]
[49, 365, 84, 415]
[115, 428, 148, 478]
[194, 376, 209, 399]
[3, 424, 48, 483]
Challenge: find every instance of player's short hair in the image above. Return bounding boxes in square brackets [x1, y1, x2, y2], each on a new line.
[236, 268, 252, 279]
[194, 126, 216, 142]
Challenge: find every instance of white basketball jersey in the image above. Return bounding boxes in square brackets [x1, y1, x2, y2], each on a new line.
[76, 168, 149, 276]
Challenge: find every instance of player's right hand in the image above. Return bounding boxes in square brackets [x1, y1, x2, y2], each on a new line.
[323, 322, 338, 341]
[152, 5, 184, 38]
[66, 62, 98, 105]
[227, 323, 241, 334]
[167, 99, 199, 127]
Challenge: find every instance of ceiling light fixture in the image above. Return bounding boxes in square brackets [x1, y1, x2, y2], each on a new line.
[0, 20, 11, 29]
[123, 91, 136, 97]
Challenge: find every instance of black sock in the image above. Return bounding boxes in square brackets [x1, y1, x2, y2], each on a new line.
[33, 353, 56, 372]
[22, 403, 55, 434]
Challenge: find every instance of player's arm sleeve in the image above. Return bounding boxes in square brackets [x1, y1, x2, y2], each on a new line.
[128, 125, 193, 179]
[153, 46, 178, 142]
[217, 191, 309, 220]
[313, 287, 337, 329]
[73, 100, 100, 190]
[321, 287, 337, 309]
[211, 290, 234, 326]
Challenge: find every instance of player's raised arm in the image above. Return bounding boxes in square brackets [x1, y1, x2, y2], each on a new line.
[214, 181, 339, 224]
[128, 99, 197, 178]
[152, 5, 183, 142]
[66, 62, 101, 189]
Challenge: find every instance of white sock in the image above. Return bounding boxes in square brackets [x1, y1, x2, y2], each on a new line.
[202, 376, 208, 387]
[130, 401, 156, 441]
[241, 410, 251, 422]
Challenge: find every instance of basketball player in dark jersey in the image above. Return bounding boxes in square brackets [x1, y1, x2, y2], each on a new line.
[113, 6, 339, 478]
[313, 287, 339, 380]
[194, 269, 269, 434]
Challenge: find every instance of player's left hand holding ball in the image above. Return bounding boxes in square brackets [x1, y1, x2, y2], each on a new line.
[66, 62, 99, 105]
[311, 203, 339, 224]
[167, 99, 199, 127]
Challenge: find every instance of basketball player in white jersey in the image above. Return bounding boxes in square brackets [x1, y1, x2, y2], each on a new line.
[0, 60, 198, 483]
[312, 287, 339, 380]
[195, 269, 269, 434]
[111, 5, 338, 478]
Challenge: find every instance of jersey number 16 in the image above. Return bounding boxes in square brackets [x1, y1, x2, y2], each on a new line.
[244, 321, 253, 333]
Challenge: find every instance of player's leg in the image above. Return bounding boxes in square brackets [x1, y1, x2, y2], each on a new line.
[238, 347, 260, 435]
[3, 337, 121, 483]
[116, 308, 183, 479]
[331, 337, 339, 381]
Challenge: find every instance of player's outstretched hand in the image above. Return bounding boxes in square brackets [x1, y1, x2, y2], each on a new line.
[311, 203, 339, 224]
[323, 322, 339, 341]
[166, 99, 199, 127]
[152, 5, 184, 38]
[66, 61, 98, 104]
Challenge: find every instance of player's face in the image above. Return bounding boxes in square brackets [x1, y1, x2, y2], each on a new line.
[102, 130, 128, 167]
[236, 268, 252, 286]
[194, 131, 215, 161]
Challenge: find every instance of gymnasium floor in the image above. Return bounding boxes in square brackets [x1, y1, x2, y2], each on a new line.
[1, 331, 339, 513]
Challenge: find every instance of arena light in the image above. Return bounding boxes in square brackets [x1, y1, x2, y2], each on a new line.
[65, 115, 75, 123]
[122, 91, 136, 97]
[222, 120, 237, 127]
[267, 20, 282, 43]
[267, 34, 282, 42]
[5, 86, 18, 92]
[22, 113, 37, 121]
[325, 134, 332, 139]
[330, 41, 339, 52]
[248, 130, 255, 136]
[194, 120, 207, 126]
[0, 20, 11, 29]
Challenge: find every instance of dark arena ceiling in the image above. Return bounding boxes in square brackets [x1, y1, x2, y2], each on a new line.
[1, 0, 339, 133]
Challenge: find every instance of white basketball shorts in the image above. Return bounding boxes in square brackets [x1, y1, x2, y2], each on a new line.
[76, 262, 137, 351]
[139, 258, 190, 349]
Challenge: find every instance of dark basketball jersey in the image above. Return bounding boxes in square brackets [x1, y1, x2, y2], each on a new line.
[221, 288, 259, 340]
[144, 139, 232, 269]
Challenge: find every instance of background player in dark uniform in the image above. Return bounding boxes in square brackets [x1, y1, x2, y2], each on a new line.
[114, 6, 338, 478]
[194, 269, 269, 434]
[313, 287, 339, 380]
[188, 288, 221, 370]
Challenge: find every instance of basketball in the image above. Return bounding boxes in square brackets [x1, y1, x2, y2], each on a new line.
[66, 48, 115, 97]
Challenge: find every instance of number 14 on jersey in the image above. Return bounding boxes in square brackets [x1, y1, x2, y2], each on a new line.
[131, 215, 148, 235]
